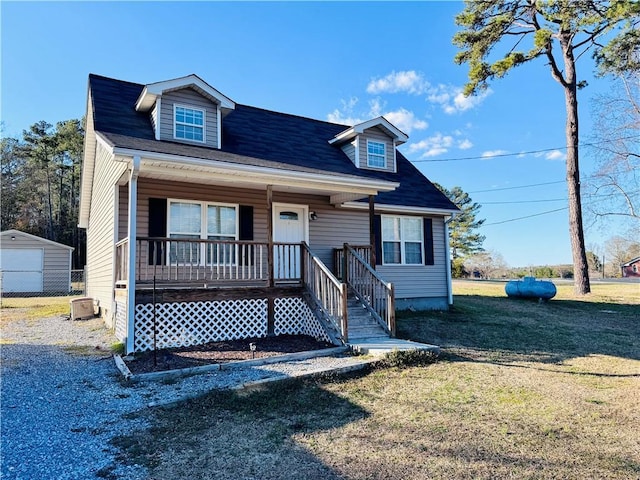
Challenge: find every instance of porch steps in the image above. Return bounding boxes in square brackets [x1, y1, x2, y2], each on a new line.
[346, 294, 389, 341]
[346, 292, 440, 356]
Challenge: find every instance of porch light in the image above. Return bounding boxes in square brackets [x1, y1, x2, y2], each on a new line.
[309, 211, 318, 221]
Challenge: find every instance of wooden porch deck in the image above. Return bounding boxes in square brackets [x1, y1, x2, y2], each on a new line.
[114, 238, 395, 354]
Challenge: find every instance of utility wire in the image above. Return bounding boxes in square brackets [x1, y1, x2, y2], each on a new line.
[481, 191, 635, 225]
[469, 180, 566, 193]
[484, 207, 568, 226]
[411, 134, 640, 163]
[480, 190, 639, 204]
[481, 198, 567, 204]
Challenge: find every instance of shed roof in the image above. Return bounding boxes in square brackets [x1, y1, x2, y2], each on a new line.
[0, 230, 74, 250]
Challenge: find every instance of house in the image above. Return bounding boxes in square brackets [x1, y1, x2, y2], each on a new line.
[621, 256, 640, 278]
[0, 229, 73, 295]
[79, 74, 459, 354]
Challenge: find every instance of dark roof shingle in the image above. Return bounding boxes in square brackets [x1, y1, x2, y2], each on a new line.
[89, 74, 458, 212]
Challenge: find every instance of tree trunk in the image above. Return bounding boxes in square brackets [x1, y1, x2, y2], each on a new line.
[560, 36, 591, 295]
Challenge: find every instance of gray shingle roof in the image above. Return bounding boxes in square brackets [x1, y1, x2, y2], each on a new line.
[89, 74, 458, 212]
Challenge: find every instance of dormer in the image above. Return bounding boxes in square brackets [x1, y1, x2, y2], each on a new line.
[329, 117, 408, 173]
[135, 74, 235, 149]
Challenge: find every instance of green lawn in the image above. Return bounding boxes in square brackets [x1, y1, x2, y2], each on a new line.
[0, 295, 78, 323]
[113, 280, 640, 479]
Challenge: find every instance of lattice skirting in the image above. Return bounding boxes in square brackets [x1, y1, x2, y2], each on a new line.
[134, 299, 267, 352]
[132, 296, 332, 352]
[114, 298, 127, 342]
[274, 297, 332, 343]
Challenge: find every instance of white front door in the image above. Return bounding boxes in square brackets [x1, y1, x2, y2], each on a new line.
[273, 204, 308, 280]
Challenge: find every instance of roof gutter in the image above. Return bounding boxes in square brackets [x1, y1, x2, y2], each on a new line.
[340, 201, 459, 216]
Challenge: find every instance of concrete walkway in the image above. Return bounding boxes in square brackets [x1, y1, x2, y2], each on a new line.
[349, 337, 440, 356]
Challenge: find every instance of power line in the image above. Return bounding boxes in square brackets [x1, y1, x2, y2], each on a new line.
[480, 191, 637, 225]
[411, 134, 640, 163]
[479, 190, 639, 205]
[481, 198, 567, 204]
[484, 207, 568, 226]
[469, 180, 566, 193]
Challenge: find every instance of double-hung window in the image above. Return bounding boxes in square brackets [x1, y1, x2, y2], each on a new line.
[382, 216, 423, 265]
[367, 140, 386, 168]
[168, 200, 237, 264]
[174, 105, 205, 142]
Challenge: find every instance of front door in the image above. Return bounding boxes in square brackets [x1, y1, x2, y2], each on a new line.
[273, 204, 308, 280]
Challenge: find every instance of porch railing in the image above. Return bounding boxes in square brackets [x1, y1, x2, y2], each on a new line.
[302, 242, 348, 342]
[114, 237, 304, 286]
[334, 245, 371, 279]
[343, 243, 395, 336]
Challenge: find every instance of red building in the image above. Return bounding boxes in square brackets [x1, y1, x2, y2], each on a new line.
[621, 256, 640, 278]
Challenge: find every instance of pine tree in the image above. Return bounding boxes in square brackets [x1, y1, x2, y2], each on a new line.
[453, 0, 640, 295]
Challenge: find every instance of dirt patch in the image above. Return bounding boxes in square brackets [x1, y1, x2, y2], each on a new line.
[124, 335, 334, 374]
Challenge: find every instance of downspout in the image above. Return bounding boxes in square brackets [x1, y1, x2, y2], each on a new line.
[444, 215, 456, 306]
[125, 156, 140, 354]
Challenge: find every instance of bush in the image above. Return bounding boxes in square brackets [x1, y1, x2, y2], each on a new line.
[379, 349, 439, 369]
[451, 258, 467, 278]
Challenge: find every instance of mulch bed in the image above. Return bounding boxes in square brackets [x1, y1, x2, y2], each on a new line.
[124, 335, 335, 374]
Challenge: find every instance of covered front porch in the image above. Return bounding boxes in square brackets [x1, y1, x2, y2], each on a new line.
[110, 149, 400, 354]
[114, 236, 394, 354]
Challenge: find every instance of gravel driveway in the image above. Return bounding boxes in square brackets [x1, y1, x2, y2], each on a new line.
[1, 315, 149, 479]
[1, 312, 371, 479]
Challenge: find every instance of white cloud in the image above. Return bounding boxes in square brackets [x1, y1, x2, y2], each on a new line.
[327, 97, 428, 133]
[481, 149, 509, 158]
[458, 139, 473, 150]
[408, 133, 454, 158]
[427, 84, 492, 114]
[326, 97, 364, 125]
[366, 70, 430, 95]
[545, 149, 566, 161]
[383, 108, 428, 134]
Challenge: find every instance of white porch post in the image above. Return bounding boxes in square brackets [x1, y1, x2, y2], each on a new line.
[444, 217, 454, 306]
[125, 156, 140, 354]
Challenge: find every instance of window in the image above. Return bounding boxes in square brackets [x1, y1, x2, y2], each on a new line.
[279, 211, 299, 221]
[382, 216, 423, 265]
[168, 200, 237, 264]
[174, 105, 205, 142]
[367, 140, 386, 168]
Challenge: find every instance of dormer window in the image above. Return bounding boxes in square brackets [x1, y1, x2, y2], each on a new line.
[367, 140, 386, 168]
[174, 105, 205, 142]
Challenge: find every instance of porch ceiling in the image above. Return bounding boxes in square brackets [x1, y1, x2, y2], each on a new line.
[134, 157, 397, 204]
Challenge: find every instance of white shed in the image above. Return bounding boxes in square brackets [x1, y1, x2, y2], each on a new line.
[0, 230, 74, 294]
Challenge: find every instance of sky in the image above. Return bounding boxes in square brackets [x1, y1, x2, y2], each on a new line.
[1, 1, 633, 267]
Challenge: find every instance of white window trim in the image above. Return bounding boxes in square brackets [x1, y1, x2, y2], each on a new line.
[366, 139, 387, 169]
[381, 214, 424, 266]
[173, 104, 206, 144]
[167, 199, 239, 265]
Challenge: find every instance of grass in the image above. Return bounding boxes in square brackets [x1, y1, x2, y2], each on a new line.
[112, 280, 640, 479]
[0, 295, 79, 323]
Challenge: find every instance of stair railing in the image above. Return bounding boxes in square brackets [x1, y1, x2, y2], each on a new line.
[302, 242, 348, 342]
[343, 243, 395, 336]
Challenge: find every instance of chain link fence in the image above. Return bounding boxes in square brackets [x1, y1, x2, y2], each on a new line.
[1, 268, 85, 298]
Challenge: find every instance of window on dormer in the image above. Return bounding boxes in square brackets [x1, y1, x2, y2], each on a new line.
[367, 140, 386, 168]
[174, 105, 205, 142]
